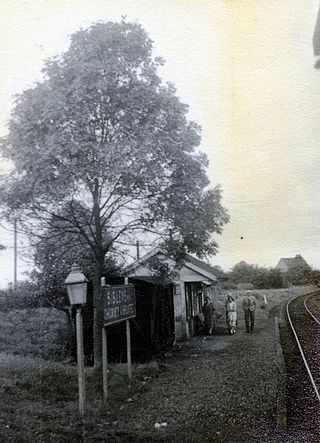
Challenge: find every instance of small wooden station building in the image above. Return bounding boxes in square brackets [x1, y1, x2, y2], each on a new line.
[124, 248, 226, 343]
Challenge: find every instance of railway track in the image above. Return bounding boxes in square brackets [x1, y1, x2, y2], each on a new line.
[285, 290, 320, 432]
[286, 290, 320, 403]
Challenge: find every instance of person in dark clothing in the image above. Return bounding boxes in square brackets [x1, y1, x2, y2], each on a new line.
[202, 296, 215, 335]
[242, 290, 257, 332]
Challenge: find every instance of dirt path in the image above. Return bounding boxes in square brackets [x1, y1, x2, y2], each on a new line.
[103, 307, 280, 442]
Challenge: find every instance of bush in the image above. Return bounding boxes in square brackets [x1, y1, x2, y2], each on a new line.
[228, 262, 284, 289]
[0, 281, 45, 311]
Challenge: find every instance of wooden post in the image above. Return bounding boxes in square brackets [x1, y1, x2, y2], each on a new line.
[102, 326, 108, 399]
[126, 319, 132, 379]
[76, 306, 85, 416]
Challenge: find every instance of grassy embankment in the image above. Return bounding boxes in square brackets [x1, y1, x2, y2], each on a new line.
[0, 302, 158, 442]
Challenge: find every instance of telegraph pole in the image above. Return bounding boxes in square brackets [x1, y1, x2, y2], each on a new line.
[14, 219, 17, 289]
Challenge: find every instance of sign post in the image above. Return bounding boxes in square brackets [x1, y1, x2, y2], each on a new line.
[126, 319, 132, 379]
[102, 325, 108, 399]
[101, 281, 136, 399]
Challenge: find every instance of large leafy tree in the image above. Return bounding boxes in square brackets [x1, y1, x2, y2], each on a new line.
[0, 20, 229, 367]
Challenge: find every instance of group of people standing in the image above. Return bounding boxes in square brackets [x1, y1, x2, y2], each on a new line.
[201, 290, 257, 335]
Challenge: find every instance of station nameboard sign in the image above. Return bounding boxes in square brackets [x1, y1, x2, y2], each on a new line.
[102, 284, 136, 326]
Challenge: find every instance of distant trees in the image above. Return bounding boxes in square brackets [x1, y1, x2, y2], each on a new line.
[284, 264, 312, 286]
[228, 261, 284, 289]
[228, 260, 320, 289]
[304, 269, 320, 287]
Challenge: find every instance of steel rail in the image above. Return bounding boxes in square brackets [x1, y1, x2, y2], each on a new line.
[286, 291, 320, 403]
[304, 293, 320, 326]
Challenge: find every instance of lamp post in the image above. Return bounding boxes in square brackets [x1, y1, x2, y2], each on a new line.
[65, 263, 88, 416]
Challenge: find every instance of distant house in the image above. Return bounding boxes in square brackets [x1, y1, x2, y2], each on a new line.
[275, 254, 310, 273]
[124, 248, 227, 342]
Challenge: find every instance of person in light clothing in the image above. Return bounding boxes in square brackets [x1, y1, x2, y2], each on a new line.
[225, 294, 237, 334]
[242, 290, 257, 332]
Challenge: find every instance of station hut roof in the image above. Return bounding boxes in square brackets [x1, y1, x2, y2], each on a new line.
[124, 248, 227, 282]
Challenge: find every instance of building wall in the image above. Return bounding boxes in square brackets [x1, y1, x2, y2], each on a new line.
[276, 260, 289, 273]
[173, 283, 185, 341]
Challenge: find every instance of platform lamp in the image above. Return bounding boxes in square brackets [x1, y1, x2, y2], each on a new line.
[65, 263, 88, 416]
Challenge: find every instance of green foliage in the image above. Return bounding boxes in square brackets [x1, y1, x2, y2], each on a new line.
[0, 280, 44, 311]
[29, 224, 122, 311]
[0, 20, 229, 365]
[146, 256, 178, 285]
[305, 269, 320, 286]
[228, 261, 284, 289]
[0, 19, 228, 264]
[284, 264, 313, 286]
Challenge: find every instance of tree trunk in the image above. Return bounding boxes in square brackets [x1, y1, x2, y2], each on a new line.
[92, 178, 105, 369]
[93, 259, 104, 369]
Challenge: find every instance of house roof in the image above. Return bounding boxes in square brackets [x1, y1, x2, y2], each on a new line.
[276, 254, 310, 270]
[124, 248, 226, 281]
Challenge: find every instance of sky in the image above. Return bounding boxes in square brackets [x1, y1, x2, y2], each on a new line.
[0, 0, 319, 286]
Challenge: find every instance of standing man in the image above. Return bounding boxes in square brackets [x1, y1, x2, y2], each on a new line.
[242, 290, 257, 332]
[202, 295, 215, 335]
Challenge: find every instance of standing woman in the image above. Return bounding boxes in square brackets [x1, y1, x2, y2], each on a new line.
[226, 294, 237, 334]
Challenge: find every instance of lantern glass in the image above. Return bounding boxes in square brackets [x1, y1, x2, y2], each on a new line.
[65, 263, 88, 306]
[67, 282, 87, 305]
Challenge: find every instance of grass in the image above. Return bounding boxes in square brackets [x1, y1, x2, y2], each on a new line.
[0, 307, 67, 360]
[0, 286, 313, 442]
[0, 303, 163, 441]
[0, 358, 137, 442]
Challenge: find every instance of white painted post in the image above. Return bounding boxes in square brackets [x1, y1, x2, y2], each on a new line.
[126, 319, 132, 379]
[102, 326, 108, 399]
[76, 307, 85, 416]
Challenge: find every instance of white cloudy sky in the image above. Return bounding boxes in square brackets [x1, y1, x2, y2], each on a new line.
[0, 0, 319, 286]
